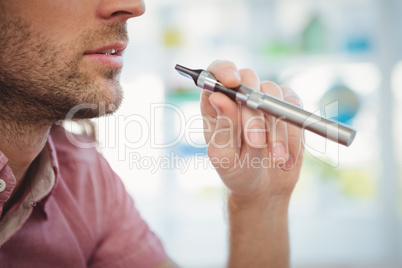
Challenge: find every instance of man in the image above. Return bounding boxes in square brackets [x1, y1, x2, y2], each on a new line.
[0, 0, 303, 267]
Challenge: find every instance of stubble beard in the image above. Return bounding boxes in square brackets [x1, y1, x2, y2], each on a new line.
[0, 17, 126, 128]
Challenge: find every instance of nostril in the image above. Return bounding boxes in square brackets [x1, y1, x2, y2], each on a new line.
[111, 11, 132, 17]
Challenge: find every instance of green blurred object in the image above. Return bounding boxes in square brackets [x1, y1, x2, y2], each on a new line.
[304, 155, 376, 198]
[165, 87, 200, 105]
[338, 169, 376, 198]
[261, 40, 300, 58]
[301, 14, 328, 53]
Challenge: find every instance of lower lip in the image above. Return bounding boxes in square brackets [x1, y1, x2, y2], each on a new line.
[84, 54, 124, 69]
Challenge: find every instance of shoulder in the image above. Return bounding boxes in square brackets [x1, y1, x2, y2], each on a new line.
[47, 125, 168, 267]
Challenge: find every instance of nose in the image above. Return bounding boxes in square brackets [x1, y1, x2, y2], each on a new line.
[97, 0, 145, 21]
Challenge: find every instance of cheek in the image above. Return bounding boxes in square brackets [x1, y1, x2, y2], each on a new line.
[0, 19, 77, 83]
[5, 0, 95, 46]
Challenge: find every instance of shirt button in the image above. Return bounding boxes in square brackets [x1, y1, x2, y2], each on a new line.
[0, 179, 6, 192]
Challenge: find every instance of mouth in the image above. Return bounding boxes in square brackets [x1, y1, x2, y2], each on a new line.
[84, 42, 127, 56]
[83, 43, 127, 69]
[94, 48, 119, 56]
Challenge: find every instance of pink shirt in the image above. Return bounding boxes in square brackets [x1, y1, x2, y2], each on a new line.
[0, 125, 167, 267]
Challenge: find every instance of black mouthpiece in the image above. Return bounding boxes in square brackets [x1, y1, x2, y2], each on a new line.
[175, 64, 203, 85]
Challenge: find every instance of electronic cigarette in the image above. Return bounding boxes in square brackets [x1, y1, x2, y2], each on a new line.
[175, 64, 356, 147]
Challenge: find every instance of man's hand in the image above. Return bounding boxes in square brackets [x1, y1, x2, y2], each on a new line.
[200, 60, 304, 201]
[200, 60, 304, 268]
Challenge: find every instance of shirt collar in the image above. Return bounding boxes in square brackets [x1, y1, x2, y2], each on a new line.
[36, 134, 60, 210]
[0, 153, 17, 215]
[0, 132, 60, 219]
[0, 133, 60, 245]
[0, 152, 8, 169]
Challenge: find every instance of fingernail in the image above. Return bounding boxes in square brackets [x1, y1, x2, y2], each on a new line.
[272, 142, 286, 159]
[247, 129, 266, 147]
[285, 155, 294, 170]
[232, 70, 241, 81]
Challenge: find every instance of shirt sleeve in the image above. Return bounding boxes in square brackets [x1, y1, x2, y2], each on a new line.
[88, 154, 168, 268]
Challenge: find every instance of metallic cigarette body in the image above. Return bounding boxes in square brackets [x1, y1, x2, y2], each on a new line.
[175, 64, 357, 147]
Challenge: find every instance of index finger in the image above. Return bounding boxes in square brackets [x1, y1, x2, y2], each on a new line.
[207, 60, 241, 88]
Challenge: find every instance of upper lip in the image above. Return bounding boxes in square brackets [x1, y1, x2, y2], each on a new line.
[84, 42, 127, 56]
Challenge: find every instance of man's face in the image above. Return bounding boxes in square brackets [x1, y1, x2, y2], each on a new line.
[0, 0, 145, 122]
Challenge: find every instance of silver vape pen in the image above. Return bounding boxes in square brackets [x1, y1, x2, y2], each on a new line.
[175, 64, 356, 147]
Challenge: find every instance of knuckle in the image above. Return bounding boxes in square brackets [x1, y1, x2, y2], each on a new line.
[239, 68, 258, 79]
[261, 81, 283, 98]
[286, 95, 303, 108]
[280, 85, 303, 108]
[261, 80, 278, 87]
[240, 68, 260, 84]
[239, 68, 260, 90]
[209, 59, 233, 68]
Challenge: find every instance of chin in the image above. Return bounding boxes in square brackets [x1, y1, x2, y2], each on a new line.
[64, 86, 123, 120]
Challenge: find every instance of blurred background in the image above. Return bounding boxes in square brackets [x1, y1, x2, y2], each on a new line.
[95, 0, 402, 267]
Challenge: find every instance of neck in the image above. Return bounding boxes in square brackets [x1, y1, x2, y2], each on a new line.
[0, 120, 51, 186]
